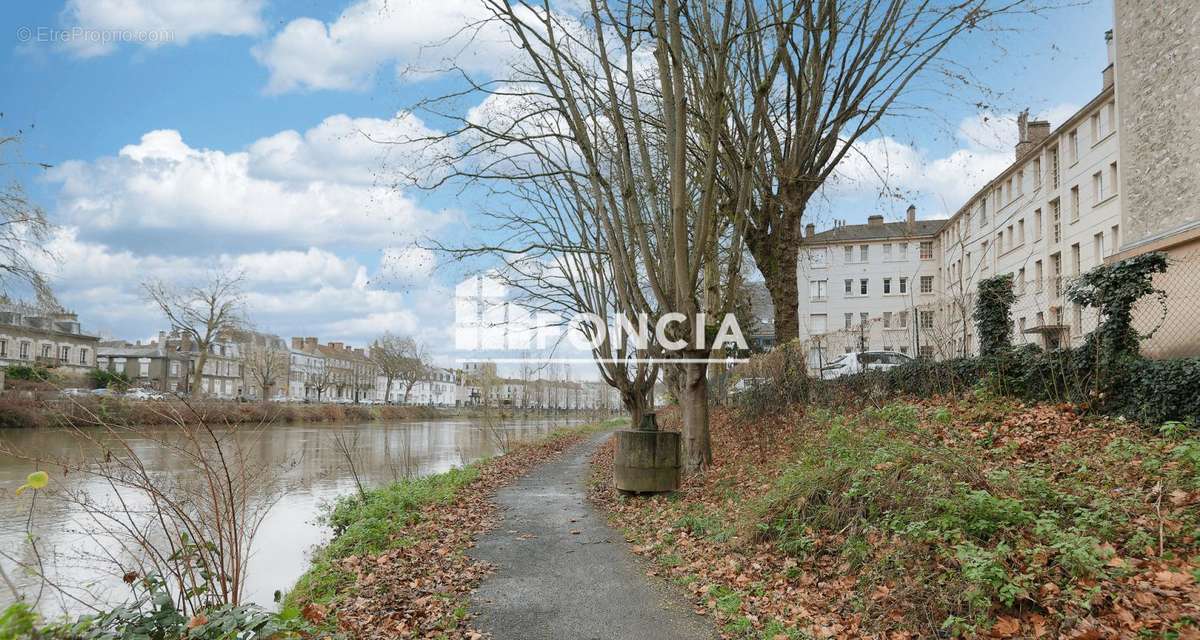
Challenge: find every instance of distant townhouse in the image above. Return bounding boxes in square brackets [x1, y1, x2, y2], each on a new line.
[316, 340, 377, 402]
[377, 367, 457, 406]
[288, 337, 327, 401]
[234, 330, 290, 400]
[0, 302, 99, 374]
[97, 336, 190, 393]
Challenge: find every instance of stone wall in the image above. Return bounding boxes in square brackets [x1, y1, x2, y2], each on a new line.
[1114, 0, 1200, 251]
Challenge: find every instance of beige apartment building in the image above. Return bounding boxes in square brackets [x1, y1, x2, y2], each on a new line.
[797, 35, 1123, 365]
[797, 207, 944, 368]
[1110, 0, 1200, 358]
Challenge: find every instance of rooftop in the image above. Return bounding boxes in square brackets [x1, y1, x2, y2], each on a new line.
[805, 218, 947, 244]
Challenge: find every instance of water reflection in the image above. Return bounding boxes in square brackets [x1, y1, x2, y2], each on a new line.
[0, 417, 573, 617]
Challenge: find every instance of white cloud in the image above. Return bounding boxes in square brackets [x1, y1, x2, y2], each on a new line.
[827, 104, 1080, 213]
[47, 115, 451, 249]
[62, 0, 264, 57]
[379, 246, 435, 283]
[252, 0, 520, 93]
[38, 228, 450, 347]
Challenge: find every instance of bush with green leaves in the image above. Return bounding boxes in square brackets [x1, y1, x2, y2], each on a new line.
[974, 274, 1016, 358]
[3, 364, 52, 382]
[88, 368, 131, 391]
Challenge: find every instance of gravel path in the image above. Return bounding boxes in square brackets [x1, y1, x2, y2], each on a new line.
[468, 432, 716, 640]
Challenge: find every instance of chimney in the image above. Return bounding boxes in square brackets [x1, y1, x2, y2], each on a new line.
[867, 214, 884, 227]
[805, 222, 816, 238]
[354, 348, 365, 357]
[1015, 110, 1052, 159]
[304, 337, 318, 351]
[292, 337, 304, 350]
[1102, 30, 1114, 89]
[906, 205, 917, 224]
[330, 341, 343, 350]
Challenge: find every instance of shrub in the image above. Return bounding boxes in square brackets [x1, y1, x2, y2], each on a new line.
[4, 364, 52, 382]
[87, 368, 130, 390]
[974, 274, 1016, 358]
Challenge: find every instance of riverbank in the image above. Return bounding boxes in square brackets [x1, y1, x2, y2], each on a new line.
[0, 394, 614, 429]
[589, 399, 1200, 638]
[284, 417, 628, 638]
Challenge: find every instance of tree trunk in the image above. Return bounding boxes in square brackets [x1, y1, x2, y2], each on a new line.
[759, 242, 800, 345]
[679, 356, 711, 474]
[193, 352, 209, 398]
[621, 385, 651, 427]
[745, 195, 805, 346]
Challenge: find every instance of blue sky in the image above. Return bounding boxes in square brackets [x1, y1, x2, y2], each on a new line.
[1, 0, 1115, 366]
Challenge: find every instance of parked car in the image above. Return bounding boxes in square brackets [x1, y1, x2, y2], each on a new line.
[60, 388, 92, 397]
[91, 388, 117, 397]
[125, 388, 166, 401]
[819, 351, 912, 380]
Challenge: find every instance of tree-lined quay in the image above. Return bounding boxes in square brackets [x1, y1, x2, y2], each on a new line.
[3, 0, 1200, 638]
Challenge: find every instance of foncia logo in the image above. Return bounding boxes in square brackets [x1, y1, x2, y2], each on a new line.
[454, 274, 748, 364]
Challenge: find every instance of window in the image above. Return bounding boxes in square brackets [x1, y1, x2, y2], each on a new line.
[1111, 224, 1120, 252]
[1019, 317, 1027, 334]
[860, 245, 869, 262]
[139, 360, 150, 378]
[1036, 311, 1045, 327]
[920, 310, 934, 329]
[808, 249, 828, 268]
[859, 278, 868, 295]
[170, 361, 181, 376]
[900, 345, 909, 354]
[844, 245, 853, 262]
[899, 277, 908, 294]
[809, 279, 828, 301]
[1109, 162, 1118, 196]
[920, 241, 933, 260]
[844, 313, 853, 330]
[978, 200, 988, 227]
[1094, 232, 1104, 263]
[1070, 185, 1080, 222]
[920, 275, 934, 294]
[1016, 170, 1024, 195]
[1052, 253, 1063, 297]
[883, 277, 892, 294]
[1090, 112, 1101, 143]
[0, 339, 6, 358]
[1049, 147, 1059, 189]
[809, 314, 827, 334]
[883, 311, 893, 328]
[996, 231, 1004, 254]
[844, 279, 853, 295]
[59, 345, 69, 363]
[883, 243, 893, 259]
[1106, 100, 1116, 133]
[899, 311, 909, 328]
[20, 342, 29, 359]
[1073, 304, 1083, 335]
[919, 345, 934, 358]
[1071, 243, 1081, 275]
[1033, 158, 1042, 186]
[1034, 209, 1043, 241]
[1017, 267, 1026, 294]
[1050, 199, 1061, 243]
[41, 344, 51, 359]
[1035, 260, 1044, 292]
[1018, 219, 1026, 245]
[898, 242, 909, 258]
[79, 348, 88, 365]
[1068, 129, 1078, 164]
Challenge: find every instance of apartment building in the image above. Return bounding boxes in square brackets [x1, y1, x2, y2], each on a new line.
[936, 74, 1120, 355]
[288, 337, 327, 400]
[0, 303, 99, 374]
[377, 367, 458, 406]
[316, 340, 377, 402]
[797, 206, 945, 368]
[1110, 0, 1200, 358]
[797, 35, 1122, 365]
[97, 338, 191, 393]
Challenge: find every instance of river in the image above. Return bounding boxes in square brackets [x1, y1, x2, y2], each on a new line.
[0, 416, 577, 617]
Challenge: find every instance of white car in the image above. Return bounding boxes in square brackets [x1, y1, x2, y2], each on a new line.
[819, 351, 912, 379]
[125, 388, 166, 401]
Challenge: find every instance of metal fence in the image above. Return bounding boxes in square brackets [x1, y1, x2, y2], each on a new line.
[1133, 248, 1200, 359]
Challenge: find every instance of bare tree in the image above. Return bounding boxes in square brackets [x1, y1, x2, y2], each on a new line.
[239, 331, 287, 401]
[733, 0, 1054, 342]
[371, 333, 430, 404]
[143, 271, 244, 397]
[1, 128, 57, 306]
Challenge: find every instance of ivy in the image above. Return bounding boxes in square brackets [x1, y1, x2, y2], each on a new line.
[1066, 252, 1168, 364]
[974, 274, 1016, 359]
